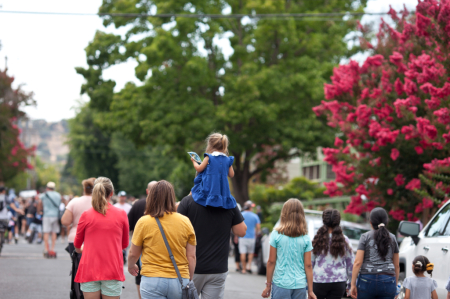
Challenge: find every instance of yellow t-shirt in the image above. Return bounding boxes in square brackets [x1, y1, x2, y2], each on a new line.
[132, 212, 196, 279]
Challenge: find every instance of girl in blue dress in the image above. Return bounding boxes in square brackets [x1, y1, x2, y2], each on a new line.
[190, 133, 237, 209]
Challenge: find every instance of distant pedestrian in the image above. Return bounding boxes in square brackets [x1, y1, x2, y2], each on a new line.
[311, 209, 354, 299]
[128, 180, 196, 299]
[240, 200, 260, 274]
[127, 181, 157, 299]
[61, 177, 96, 254]
[114, 191, 132, 214]
[403, 255, 437, 299]
[350, 207, 400, 299]
[0, 187, 9, 232]
[178, 188, 246, 299]
[39, 182, 62, 255]
[74, 177, 129, 299]
[256, 205, 264, 223]
[190, 132, 237, 209]
[261, 198, 316, 299]
[25, 196, 43, 244]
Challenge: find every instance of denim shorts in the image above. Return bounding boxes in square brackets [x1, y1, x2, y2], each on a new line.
[271, 283, 306, 299]
[357, 274, 396, 299]
[140, 276, 190, 299]
[80, 280, 123, 297]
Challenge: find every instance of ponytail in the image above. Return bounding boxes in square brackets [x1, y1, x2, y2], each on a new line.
[370, 207, 393, 260]
[312, 209, 348, 258]
[92, 177, 114, 216]
[413, 255, 434, 277]
[222, 134, 229, 155]
[206, 132, 229, 154]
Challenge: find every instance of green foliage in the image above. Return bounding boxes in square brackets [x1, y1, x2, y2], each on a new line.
[250, 177, 327, 223]
[417, 168, 450, 206]
[75, 0, 368, 203]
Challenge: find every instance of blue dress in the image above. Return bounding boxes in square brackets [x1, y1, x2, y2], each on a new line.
[191, 153, 237, 209]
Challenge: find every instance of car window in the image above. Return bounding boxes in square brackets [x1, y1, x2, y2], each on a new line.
[426, 204, 450, 237]
[342, 226, 370, 240]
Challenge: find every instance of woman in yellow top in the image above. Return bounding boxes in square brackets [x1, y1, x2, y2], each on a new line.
[128, 180, 196, 299]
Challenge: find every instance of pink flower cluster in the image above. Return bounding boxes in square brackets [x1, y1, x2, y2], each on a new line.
[314, 1, 450, 217]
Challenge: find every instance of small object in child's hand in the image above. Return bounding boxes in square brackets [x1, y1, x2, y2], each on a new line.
[188, 152, 202, 164]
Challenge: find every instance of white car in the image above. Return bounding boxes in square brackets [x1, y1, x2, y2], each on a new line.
[255, 209, 370, 275]
[398, 201, 450, 298]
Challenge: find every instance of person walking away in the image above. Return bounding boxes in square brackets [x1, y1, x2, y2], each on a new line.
[178, 182, 246, 299]
[350, 207, 400, 299]
[403, 255, 437, 299]
[19, 197, 28, 235]
[39, 182, 62, 257]
[8, 189, 24, 244]
[61, 178, 95, 254]
[128, 180, 197, 299]
[26, 195, 43, 244]
[190, 132, 237, 209]
[74, 177, 129, 299]
[114, 191, 132, 214]
[59, 197, 67, 243]
[127, 181, 157, 299]
[262, 198, 316, 299]
[0, 187, 9, 244]
[240, 200, 260, 274]
[311, 209, 354, 299]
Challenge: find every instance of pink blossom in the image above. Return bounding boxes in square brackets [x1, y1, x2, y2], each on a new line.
[423, 198, 434, 209]
[405, 178, 421, 190]
[323, 181, 343, 197]
[404, 78, 418, 95]
[389, 209, 405, 221]
[355, 184, 369, 196]
[443, 132, 450, 143]
[415, 146, 424, 154]
[425, 97, 441, 110]
[434, 108, 450, 124]
[395, 174, 405, 186]
[361, 55, 384, 73]
[387, 189, 394, 195]
[394, 78, 404, 95]
[390, 148, 400, 161]
[415, 203, 424, 213]
[12, 162, 19, 167]
[334, 137, 344, 147]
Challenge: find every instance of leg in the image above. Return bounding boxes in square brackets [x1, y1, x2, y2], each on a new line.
[51, 232, 57, 252]
[136, 285, 141, 299]
[246, 254, 254, 272]
[100, 280, 123, 299]
[195, 273, 227, 299]
[326, 282, 346, 299]
[43, 233, 50, 252]
[83, 291, 102, 299]
[240, 253, 247, 273]
[271, 283, 291, 299]
[167, 277, 189, 299]
[291, 288, 307, 299]
[140, 277, 168, 299]
[193, 274, 207, 296]
[51, 218, 60, 251]
[313, 283, 328, 299]
[81, 281, 102, 299]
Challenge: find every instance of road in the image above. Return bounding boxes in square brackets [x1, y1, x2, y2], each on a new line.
[0, 238, 266, 299]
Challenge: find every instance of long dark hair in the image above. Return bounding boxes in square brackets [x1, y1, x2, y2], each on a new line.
[370, 207, 393, 260]
[312, 209, 349, 258]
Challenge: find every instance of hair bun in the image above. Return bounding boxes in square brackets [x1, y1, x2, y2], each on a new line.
[426, 263, 434, 271]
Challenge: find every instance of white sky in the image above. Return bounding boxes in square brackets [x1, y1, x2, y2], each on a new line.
[0, 0, 418, 122]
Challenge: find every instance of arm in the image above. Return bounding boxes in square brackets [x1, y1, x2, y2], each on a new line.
[262, 246, 277, 298]
[393, 253, 399, 284]
[10, 202, 24, 215]
[74, 214, 87, 253]
[192, 156, 209, 173]
[186, 243, 196, 280]
[256, 223, 261, 235]
[404, 289, 410, 299]
[232, 221, 247, 237]
[127, 243, 142, 276]
[350, 250, 364, 299]
[431, 290, 438, 299]
[305, 251, 317, 299]
[61, 210, 73, 227]
[122, 212, 130, 249]
[228, 166, 234, 178]
[447, 291, 450, 299]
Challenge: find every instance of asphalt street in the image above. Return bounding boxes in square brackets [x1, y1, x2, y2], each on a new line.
[0, 237, 266, 299]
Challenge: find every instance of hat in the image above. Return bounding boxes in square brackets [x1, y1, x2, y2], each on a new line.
[118, 191, 127, 197]
[243, 200, 255, 210]
[47, 182, 56, 189]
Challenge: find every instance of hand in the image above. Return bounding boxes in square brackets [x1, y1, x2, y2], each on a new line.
[350, 285, 357, 299]
[308, 291, 317, 299]
[346, 289, 350, 297]
[18, 209, 25, 215]
[261, 285, 271, 298]
[128, 263, 139, 276]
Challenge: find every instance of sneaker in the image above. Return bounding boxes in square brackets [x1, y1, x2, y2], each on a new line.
[247, 269, 252, 274]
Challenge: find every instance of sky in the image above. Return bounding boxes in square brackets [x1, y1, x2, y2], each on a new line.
[0, 0, 418, 122]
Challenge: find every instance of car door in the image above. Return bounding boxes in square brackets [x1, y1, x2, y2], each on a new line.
[415, 204, 450, 297]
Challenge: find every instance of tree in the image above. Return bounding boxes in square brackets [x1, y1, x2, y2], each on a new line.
[0, 67, 35, 183]
[314, 1, 450, 222]
[76, 0, 367, 204]
[66, 103, 120, 188]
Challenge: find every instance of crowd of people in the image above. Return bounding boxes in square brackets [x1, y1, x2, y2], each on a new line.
[1, 132, 449, 299]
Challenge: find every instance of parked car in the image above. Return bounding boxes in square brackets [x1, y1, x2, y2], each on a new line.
[397, 201, 450, 299]
[255, 209, 370, 275]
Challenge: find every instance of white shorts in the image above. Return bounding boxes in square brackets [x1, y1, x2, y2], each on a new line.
[29, 223, 42, 234]
[43, 217, 60, 233]
[239, 238, 256, 254]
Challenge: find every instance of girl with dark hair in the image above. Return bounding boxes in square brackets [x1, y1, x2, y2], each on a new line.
[350, 207, 400, 299]
[311, 209, 354, 299]
[403, 255, 437, 299]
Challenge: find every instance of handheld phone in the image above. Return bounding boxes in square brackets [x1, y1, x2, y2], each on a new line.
[188, 152, 202, 164]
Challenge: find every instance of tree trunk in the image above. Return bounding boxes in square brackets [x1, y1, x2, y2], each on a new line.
[230, 151, 251, 205]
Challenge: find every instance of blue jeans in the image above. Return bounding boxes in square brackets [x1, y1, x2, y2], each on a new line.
[140, 276, 190, 299]
[272, 283, 307, 299]
[357, 274, 396, 299]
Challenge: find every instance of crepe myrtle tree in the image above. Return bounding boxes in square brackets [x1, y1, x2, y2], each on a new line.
[314, 0, 450, 222]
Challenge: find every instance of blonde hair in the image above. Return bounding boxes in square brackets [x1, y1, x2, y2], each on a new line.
[92, 177, 114, 216]
[145, 180, 177, 218]
[206, 132, 229, 154]
[276, 198, 308, 237]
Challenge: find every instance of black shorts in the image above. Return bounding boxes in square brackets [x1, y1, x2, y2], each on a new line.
[135, 257, 142, 285]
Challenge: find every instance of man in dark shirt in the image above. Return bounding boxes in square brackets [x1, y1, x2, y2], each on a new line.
[127, 181, 157, 299]
[178, 195, 247, 299]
